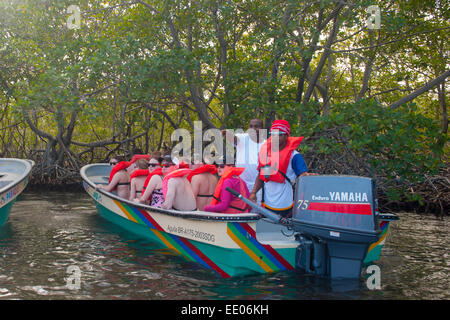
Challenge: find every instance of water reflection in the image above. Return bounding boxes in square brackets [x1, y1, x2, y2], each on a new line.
[0, 191, 448, 300]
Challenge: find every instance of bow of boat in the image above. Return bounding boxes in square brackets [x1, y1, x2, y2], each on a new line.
[0, 158, 33, 225]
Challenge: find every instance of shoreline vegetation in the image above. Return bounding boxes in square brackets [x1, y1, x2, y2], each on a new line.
[1, 1, 448, 216]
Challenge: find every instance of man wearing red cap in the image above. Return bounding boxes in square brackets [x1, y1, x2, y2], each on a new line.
[249, 120, 311, 217]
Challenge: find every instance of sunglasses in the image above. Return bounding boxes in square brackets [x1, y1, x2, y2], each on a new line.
[269, 131, 287, 135]
[109, 162, 118, 166]
[148, 163, 160, 167]
[216, 164, 234, 168]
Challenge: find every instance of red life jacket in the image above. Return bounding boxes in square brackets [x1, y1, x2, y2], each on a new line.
[187, 164, 218, 182]
[130, 169, 149, 181]
[130, 154, 151, 164]
[109, 161, 131, 183]
[211, 167, 250, 214]
[258, 136, 303, 183]
[177, 161, 190, 169]
[142, 168, 163, 190]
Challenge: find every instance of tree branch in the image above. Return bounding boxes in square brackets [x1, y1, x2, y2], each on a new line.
[389, 70, 450, 109]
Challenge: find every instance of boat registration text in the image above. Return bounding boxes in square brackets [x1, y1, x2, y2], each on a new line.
[167, 225, 216, 243]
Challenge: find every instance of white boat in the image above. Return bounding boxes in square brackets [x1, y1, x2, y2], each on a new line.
[81, 163, 394, 278]
[0, 158, 33, 226]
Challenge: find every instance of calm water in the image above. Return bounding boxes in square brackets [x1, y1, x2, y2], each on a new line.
[0, 191, 448, 300]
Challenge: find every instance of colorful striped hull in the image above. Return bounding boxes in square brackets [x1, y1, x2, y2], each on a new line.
[364, 221, 390, 264]
[83, 179, 389, 278]
[0, 179, 27, 227]
[85, 182, 296, 278]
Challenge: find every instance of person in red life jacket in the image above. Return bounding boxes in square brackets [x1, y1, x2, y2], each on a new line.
[177, 161, 190, 169]
[161, 160, 196, 211]
[96, 156, 131, 199]
[203, 163, 251, 214]
[126, 154, 151, 175]
[151, 150, 162, 160]
[249, 120, 315, 218]
[129, 158, 150, 201]
[129, 154, 151, 163]
[134, 157, 166, 207]
[187, 161, 218, 211]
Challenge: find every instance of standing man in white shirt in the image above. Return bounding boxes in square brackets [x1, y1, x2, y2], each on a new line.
[223, 119, 266, 205]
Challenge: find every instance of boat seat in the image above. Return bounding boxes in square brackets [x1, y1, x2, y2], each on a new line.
[0, 180, 13, 189]
[89, 176, 109, 185]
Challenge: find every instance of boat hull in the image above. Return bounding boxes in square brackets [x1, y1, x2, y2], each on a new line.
[364, 221, 390, 264]
[81, 164, 390, 278]
[0, 159, 32, 227]
[84, 181, 297, 278]
[0, 200, 15, 226]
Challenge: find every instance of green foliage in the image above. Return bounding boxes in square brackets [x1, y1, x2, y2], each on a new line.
[0, 0, 448, 201]
[291, 99, 445, 201]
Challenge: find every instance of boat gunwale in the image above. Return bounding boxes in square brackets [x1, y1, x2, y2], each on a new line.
[0, 158, 33, 196]
[80, 163, 262, 222]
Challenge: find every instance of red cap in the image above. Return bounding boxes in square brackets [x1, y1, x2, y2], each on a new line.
[270, 120, 290, 135]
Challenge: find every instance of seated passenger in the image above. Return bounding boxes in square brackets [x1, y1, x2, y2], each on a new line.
[204, 163, 251, 214]
[96, 156, 130, 199]
[151, 150, 162, 160]
[161, 162, 196, 211]
[161, 156, 176, 174]
[130, 153, 151, 163]
[129, 158, 150, 200]
[127, 153, 151, 175]
[134, 157, 165, 207]
[187, 162, 218, 211]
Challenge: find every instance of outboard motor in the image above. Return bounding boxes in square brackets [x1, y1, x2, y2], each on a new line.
[292, 175, 382, 279]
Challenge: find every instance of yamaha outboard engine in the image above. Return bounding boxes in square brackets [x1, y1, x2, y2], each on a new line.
[292, 175, 382, 279]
